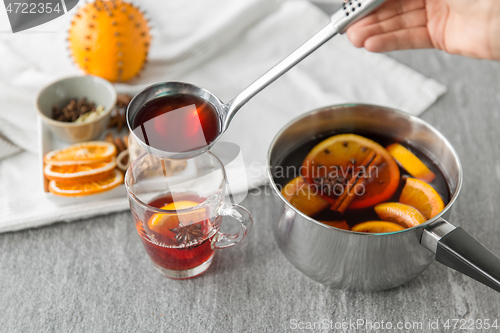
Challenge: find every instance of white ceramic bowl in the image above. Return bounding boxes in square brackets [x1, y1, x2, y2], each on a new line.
[35, 76, 117, 143]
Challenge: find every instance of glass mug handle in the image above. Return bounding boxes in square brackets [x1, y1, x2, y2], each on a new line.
[211, 203, 253, 249]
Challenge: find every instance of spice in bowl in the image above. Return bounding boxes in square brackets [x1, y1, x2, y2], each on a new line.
[52, 97, 106, 123]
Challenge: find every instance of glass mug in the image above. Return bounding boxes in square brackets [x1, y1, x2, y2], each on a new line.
[125, 152, 253, 279]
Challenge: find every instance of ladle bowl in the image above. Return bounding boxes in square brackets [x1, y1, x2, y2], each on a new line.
[126, 81, 225, 159]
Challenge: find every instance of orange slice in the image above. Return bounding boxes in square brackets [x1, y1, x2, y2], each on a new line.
[44, 157, 116, 183]
[302, 134, 400, 209]
[386, 143, 436, 182]
[351, 221, 405, 233]
[49, 169, 123, 197]
[282, 177, 330, 217]
[163, 201, 201, 211]
[399, 177, 445, 219]
[320, 220, 351, 230]
[44, 142, 116, 165]
[374, 202, 427, 228]
[148, 201, 206, 235]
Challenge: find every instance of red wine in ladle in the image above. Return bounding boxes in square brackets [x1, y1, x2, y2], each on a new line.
[132, 94, 220, 153]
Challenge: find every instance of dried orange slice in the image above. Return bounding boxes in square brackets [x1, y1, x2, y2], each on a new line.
[44, 142, 116, 165]
[399, 177, 445, 219]
[351, 221, 405, 233]
[49, 169, 123, 197]
[302, 134, 400, 209]
[320, 220, 351, 230]
[44, 157, 116, 183]
[282, 177, 330, 217]
[148, 201, 205, 235]
[386, 143, 436, 182]
[374, 202, 427, 228]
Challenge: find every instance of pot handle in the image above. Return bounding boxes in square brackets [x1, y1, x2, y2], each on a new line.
[421, 219, 500, 292]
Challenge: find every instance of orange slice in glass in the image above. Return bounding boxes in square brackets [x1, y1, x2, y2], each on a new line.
[302, 134, 400, 209]
[351, 221, 405, 233]
[386, 143, 436, 182]
[44, 141, 116, 165]
[148, 201, 205, 236]
[44, 157, 116, 183]
[320, 220, 351, 230]
[49, 169, 123, 197]
[374, 202, 427, 228]
[399, 177, 445, 219]
[282, 177, 330, 217]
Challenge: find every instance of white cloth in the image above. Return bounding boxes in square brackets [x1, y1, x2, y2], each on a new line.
[0, 0, 446, 233]
[0, 137, 21, 161]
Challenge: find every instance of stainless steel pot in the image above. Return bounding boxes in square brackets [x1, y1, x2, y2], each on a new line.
[267, 104, 500, 291]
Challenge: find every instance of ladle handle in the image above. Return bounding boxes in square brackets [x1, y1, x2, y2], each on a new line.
[224, 23, 338, 130]
[422, 219, 500, 292]
[224, 0, 388, 131]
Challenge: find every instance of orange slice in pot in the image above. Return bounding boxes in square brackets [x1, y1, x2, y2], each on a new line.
[399, 177, 445, 219]
[282, 177, 330, 217]
[301, 134, 400, 209]
[320, 220, 351, 230]
[49, 169, 122, 197]
[351, 221, 405, 233]
[386, 143, 436, 182]
[374, 202, 427, 228]
[44, 157, 116, 183]
[44, 142, 116, 165]
[148, 200, 206, 236]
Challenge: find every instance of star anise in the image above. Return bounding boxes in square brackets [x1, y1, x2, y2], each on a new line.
[170, 223, 203, 244]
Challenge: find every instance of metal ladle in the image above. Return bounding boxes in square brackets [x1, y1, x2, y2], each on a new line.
[127, 0, 386, 159]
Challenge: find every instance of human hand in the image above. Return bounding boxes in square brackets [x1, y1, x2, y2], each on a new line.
[346, 0, 500, 60]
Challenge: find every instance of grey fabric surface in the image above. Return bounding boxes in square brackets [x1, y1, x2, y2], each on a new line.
[3, 6, 500, 333]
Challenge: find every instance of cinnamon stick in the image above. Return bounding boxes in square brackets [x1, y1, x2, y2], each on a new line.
[114, 137, 125, 154]
[331, 151, 383, 214]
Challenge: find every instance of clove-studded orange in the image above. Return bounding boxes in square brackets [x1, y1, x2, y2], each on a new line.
[68, 0, 151, 82]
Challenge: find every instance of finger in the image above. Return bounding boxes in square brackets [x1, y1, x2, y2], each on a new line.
[363, 27, 433, 52]
[347, 9, 427, 48]
[349, 0, 425, 29]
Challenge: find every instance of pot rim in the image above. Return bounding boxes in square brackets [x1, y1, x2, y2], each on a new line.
[266, 103, 463, 236]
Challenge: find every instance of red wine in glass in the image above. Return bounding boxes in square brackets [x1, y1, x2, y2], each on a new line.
[134, 192, 216, 273]
[132, 94, 220, 153]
